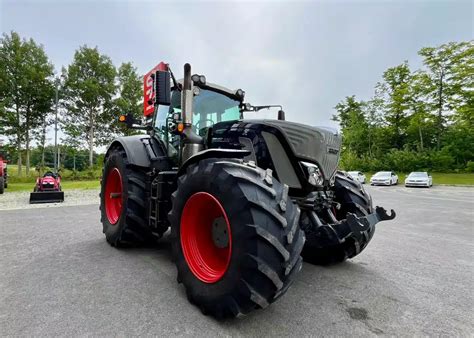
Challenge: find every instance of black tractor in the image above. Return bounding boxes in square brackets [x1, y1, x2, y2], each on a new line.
[100, 62, 395, 318]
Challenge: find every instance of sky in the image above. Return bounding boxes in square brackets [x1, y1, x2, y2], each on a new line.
[0, 0, 472, 145]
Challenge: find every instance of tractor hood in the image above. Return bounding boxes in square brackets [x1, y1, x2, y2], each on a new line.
[211, 119, 342, 188]
[259, 120, 342, 181]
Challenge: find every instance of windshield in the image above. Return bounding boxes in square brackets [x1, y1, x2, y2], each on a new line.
[348, 171, 360, 176]
[374, 171, 391, 177]
[155, 89, 241, 136]
[408, 172, 427, 177]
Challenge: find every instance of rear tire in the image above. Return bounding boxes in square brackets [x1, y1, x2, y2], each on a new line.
[100, 146, 155, 246]
[169, 158, 305, 319]
[0, 177, 4, 194]
[301, 172, 373, 265]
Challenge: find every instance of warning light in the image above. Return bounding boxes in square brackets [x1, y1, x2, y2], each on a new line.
[119, 115, 126, 122]
[177, 123, 184, 133]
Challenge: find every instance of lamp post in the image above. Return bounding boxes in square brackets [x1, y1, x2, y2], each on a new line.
[53, 83, 59, 172]
[53, 74, 65, 173]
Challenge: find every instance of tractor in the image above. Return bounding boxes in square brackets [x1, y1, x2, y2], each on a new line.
[29, 169, 64, 204]
[0, 155, 7, 194]
[99, 62, 396, 318]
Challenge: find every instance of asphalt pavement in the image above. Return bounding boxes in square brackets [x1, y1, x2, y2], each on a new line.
[0, 185, 473, 336]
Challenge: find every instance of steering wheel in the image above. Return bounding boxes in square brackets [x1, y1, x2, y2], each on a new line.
[194, 119, 215, 131]
[44, 171, 55, 178]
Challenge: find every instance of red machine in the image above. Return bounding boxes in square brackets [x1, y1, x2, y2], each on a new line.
[0, 156, 7, 194]
[30, 171, 64, 203]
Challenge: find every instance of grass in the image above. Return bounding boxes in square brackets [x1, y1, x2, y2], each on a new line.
[4, 164, 473, 193]
[365, 172, 474, 185]
[6, 180, 100, 192]
[429, 173, 474, 185]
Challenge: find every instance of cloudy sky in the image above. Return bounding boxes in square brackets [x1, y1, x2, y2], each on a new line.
[1, 0, 472, 130]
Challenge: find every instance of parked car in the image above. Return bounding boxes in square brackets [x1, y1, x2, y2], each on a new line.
[348, 171, 366, 184]
[370, 171, 398, 186]
[405, 171, 432, 188]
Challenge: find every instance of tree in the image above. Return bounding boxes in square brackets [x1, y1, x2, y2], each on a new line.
[62, 46, 116, 167]
[333, 96, 369, 156]
[448, 41, 474, 128]
[113, 62, 143, 136]
[418, 41, 472, 149]
[0, 31, 55, 176]
[376, 62, 411, 150]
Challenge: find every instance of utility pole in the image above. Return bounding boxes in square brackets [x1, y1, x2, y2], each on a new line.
[54, 83, 59, 172]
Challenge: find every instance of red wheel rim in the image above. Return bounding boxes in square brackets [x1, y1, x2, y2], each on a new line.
[105, 168, 123, 225]
[180, 192, 232, 283]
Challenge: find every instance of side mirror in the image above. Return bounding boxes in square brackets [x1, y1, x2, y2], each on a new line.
[154, 70, 171, 106]
[277, 110, 286, 121]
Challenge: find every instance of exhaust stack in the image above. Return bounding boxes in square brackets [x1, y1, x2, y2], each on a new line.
[180, 63, 204, 163]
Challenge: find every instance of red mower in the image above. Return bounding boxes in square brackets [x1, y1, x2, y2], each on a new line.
[30, 171, 64, 204]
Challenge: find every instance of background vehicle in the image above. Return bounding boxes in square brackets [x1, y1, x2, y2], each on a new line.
[405, 172, 432, 187]
[370, 171, 398, 186]
[348, 171, 366, 184]
[0, 155, 7, 194]
[30, 170, 64, 203]
[99, 62, 395, 318]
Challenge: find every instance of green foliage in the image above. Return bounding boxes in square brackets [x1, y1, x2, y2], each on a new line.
[112, 62, 143, 136]
[466, 161, 474, 173]
[0, 31, 55, 175]
[336, 40, 473, 173]
[62, 45, 116, 167]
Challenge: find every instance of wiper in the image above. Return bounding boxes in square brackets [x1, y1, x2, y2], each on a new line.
[242, 103, 286, 120]
[243, 103, 283, 112]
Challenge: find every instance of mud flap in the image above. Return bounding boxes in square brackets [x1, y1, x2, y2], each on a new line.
[29, 191, 65, 204]
[311, 207, 396, 253]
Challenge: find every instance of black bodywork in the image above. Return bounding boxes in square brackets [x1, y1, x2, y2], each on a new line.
[210, 120, 341, 196]
[110, 116, 378, 239]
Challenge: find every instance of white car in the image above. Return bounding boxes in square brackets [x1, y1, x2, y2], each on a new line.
[348, 171, 366, 184]
[370, 171, 398, 186]
[405, 171, 433, 188]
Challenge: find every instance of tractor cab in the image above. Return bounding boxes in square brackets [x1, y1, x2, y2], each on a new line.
[154, 80, 243, 161]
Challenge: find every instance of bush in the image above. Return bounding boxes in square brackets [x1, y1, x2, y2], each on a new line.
[428, 149, 455, 172]
[465, 161, 474, 173]
[339, 149, 468, 173]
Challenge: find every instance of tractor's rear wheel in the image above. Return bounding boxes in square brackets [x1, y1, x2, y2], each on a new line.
[169, 158, 305, 319]
[0, 177, 4, 194]
[100, 147, 155, 246]
[301, 172, 373, 265]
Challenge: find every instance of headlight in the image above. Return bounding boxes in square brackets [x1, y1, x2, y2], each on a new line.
[300, 161, 324, 186]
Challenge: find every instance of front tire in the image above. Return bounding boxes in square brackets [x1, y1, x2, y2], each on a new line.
[0, 177, 4, 194]
[169, 158, 305, 318]
[100, 146, 155, 246]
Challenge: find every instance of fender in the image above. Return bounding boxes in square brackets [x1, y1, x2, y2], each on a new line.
[106, 135, 167, 168]
[177, 149, 250, 176]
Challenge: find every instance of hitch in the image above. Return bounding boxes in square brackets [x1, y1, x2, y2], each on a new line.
[306, 207, 396, 253]
[342, 207, 396, 243]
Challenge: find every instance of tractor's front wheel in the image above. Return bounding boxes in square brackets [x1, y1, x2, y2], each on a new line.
[169, 159, 305, 319]
[100, 147, 155, 246]
[0, 177, 4, 194]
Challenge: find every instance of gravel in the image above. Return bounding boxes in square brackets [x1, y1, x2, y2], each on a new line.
[0, 189, 99, 211]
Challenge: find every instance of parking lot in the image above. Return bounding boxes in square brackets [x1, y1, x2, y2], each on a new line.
[0, 185, 473, 336]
